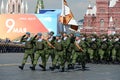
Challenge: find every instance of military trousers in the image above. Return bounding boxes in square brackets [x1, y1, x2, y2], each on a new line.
[53, 50, 65, 68]
[71, 51, 86, 67]
[33, 50, 46, 67]
[45, 49, 55, 66]
[22, 49, 34, 65]
[115, 49, 120, 62]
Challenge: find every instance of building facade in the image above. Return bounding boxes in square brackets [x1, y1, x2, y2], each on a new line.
[82, 0, 120, 35]
[0, 0, 28, 14]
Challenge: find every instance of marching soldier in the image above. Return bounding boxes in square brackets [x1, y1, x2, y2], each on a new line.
[30, 33, 46, 71]
[45, 31, 56, 69]
[113, 35, 120, 63]
[19, 32, 34, 70]
[71, 33, 86, 71]
[90, 34, 100, 63]
[67, 33, 75, 69]
[62, 32, 71, 69]
[50, 34, 65, 72]
[107, 35, 114, 63]
[100, 35, 110, 63]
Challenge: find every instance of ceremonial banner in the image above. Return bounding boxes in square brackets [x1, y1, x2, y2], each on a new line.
[0, 10, 61, 40]
[59, 0, 78, 31]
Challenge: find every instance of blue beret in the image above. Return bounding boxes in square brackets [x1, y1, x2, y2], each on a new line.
[56, 34, 61, 37]
[37, 33, 42, 36]
[26, 32, 30, 35]
[48, 31, 54, 36]
[50, 31, 54, 35]
[75, 33, 80, 37]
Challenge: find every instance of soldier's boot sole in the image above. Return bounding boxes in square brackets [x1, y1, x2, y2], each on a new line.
[49, 67, 55, 71]
[30, 66, 35, 71]
[18, 66, 24, 70]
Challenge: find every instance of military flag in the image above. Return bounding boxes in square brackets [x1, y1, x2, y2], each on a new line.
[59, 0, 78, 31]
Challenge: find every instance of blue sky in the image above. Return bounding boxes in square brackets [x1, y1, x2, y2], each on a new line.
[0, 0, 96, 20]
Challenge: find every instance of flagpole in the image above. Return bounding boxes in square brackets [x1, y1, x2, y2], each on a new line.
[61, 0, 66, 32]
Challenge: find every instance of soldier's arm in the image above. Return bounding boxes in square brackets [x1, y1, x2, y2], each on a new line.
[20, 35, 26, 43]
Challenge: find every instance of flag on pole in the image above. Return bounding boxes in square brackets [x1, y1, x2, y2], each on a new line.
[59, 0, 78, 31]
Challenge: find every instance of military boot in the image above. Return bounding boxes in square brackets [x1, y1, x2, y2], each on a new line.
[18, 64, 24, 70]
[67, 64, 73, 70]
[30, 66, 35, 71]
[49, 66, 55, 71]
[60, 67, 65, 72]
[39, 64, 46, 71]
[81, 64, 85, 71]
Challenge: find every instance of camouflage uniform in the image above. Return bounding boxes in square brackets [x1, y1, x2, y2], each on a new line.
[71, 33, 87, 70]
[45, 32, 56, 68]
[30, 33, 46, 71]
[113, 35, 120, 63]
[50, 34, 65, 72]
[19, 32, 34, 70]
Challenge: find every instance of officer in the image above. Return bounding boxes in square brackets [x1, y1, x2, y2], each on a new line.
[50, 34, 65, 72]
[30, 33, 46, 71]
[19, 32, 34, 70]
[71, 33, 86, 71]
[45, 31, 56, 69]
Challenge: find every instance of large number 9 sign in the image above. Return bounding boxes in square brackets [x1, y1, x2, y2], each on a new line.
[6, 19, 15, 33]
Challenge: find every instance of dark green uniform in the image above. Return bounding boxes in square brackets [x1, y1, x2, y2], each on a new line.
[90, 38, 100, 63]
[50, 34, 65, 72]
[113, 38, 120, 63]
[71, 33, 87, 70]
[45, 36, 55, 68]
[19, 33, 34, 70]
[30, 34, 46, 71]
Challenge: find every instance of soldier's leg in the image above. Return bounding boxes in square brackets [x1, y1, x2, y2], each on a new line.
[50, 52, 59, 71]
[89, 49, 94, 62]
[99, 49, 104, 63]
[71, 51, 78, 69]
[86, 48, 91, 63]
[50, 50, 55, 67]
[103, 50, 109, 64]
[30, 51, 40, 70]
[116, 49, 120, 63]
[19, 51, 29, 70]
[39, 50, 46, 71]
[59, 51, 65, 72]
[79, 53, 86, 71]
[112, 48, 116, 63]
[28, 49, 34, 65]
[93, 49, 97, 63]
[67, 51, 73, 69]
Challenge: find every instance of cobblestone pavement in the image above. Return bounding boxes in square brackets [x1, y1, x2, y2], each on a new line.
[0, 53, 120, 80]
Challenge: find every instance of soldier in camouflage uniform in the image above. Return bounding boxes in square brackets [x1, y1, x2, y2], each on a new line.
[90, 34, 100, 63]
[71, 33, 86, 71]
[100, 35, 110, 63]
[113, 35, 120, 63]
[67, 33, 75, 69]
[107, 35, 114, 63]
[30, 33, 46, 71]
[62, 32, 71, 69]
[19, 32, 34, 70]
[45, 31, 56, 69]
[50, 34, 65, 72]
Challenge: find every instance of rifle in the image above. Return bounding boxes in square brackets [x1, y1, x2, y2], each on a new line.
[74, 42, 84, 52]
[46, 40, 55, 49]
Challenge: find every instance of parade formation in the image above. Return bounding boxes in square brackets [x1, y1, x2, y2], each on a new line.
[17, 31, 120, 72]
